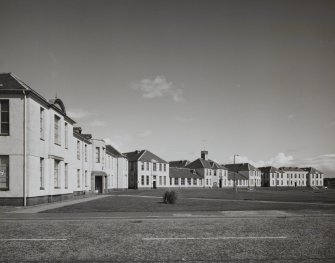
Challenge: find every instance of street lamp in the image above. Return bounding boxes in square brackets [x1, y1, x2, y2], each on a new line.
[234, 154, 239, 192]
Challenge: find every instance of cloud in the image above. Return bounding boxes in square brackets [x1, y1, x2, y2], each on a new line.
[67, 109, 91, 119]
[135, 130, 153, 138]
[287, 114, 295, 121]
[326, 121, 335, 128]
[175, 116, 195, 123]
[132, 76, 184, 102]
[104, 134, 131, 151]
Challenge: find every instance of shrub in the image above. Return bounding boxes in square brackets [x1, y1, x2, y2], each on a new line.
[163, 190, 178, 204]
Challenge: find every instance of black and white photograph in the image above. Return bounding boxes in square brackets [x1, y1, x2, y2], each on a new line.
[0, 0, 335, 262]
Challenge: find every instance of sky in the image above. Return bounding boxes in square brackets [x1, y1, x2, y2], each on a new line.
[1, 0, 335, 176]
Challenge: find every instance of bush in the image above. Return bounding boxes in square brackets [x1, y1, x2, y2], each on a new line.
[163, 190, 178, 204]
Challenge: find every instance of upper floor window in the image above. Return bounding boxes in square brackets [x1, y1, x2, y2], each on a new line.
[0, 100, 9, 136]
[54, 115, 61, 145]
[40, 108, 44, 140]
[141, 162, 144, 171]
[102, 148, 105, 164]
[146, 162, 149, 171]
[77, 140, 80, 160]
[64, 123, 68, 148]
[163, 164, 166, 172]
[0, 155, 9, 190]
[96, 147, 100, 163]
[153, 163, 157, 171]
[85, 144, 87, 162]
[159, 163, 162, 171]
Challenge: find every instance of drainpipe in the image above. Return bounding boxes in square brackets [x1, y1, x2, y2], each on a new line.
[23, 90, 27, 206]
[116, 158, 119, 190]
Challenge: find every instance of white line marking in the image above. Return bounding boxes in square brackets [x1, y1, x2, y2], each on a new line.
[143, 236, 287, 240]
[0, 238, 67, 241]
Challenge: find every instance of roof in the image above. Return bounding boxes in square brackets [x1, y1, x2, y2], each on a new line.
[224, 163, 260, 172]
[106, 145, 126, 158]
[279, 167, 305, 172]
[300, 167, 323, 174]
[169, 167, 203, 179]
[185, 158, 212, 169]
[123, 150, 168, 164]
[73, 131, 92, 144]
[169, 160, 190, 168]
[258, 166, 280, 173]
[0, 73, 75, 124]
[209, 159, 228, 170]
[227, 171, 249, 180]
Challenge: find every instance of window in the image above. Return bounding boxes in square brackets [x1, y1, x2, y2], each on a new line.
[0, 100, 9, 136]
[85, 170, 88, 187]
[64, 123, 68, 148]
[85, 144, 87, 162]
[174, 178, 179, 185]
[96, 147, 100, 163]
[159, 163, 162, 171]
[193, 178, 197, 185]
[102, 148, 105, 164]
[0, 155, 9, 190]
[65, 163, 68, 189]
[54, 160, 60, 188]
[164, 164, 166, 172]
[159, 176, 162, 185]
[153, 163, 157, 171]
[206, 179, 208, 185]
[141, 163, 144, 171]
[146, 176, 149, 185]
[181, 178, 185, 185]
[77, 141, 80, 160]
[141, 175, 145, 185]
[187, 178, 192, 185]
[170, 178, 173, 185]
[40, 108, 44, 139]
[54, 115, 61, 145]
[40, 158, 44, 189]
[77, 169, 80, 188]
[146, 162, 149, 171]
[163, 176, 166, 186]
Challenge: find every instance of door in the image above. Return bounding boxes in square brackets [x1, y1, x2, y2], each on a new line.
[153, 181, 157, 189]
[95, 176, 103, 193]
[219, 179, 222, 188]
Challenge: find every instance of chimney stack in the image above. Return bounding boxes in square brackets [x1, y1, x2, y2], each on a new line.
[201, 150, 208, 160]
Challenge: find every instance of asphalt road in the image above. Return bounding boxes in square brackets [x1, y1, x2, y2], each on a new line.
[1, 213, 334, 262]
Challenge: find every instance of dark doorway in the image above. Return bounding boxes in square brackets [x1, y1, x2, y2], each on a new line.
[153, 181, 157, 189]
[219, 179, 222, 188]
[95, 176, 103, 193]
[294, 182, 297, 187]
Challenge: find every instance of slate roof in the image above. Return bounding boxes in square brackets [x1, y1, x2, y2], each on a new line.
[123, 150, 168, 164]
[209, 159, 228, 170]
[224, 163, 260, 172]
[258, 166, 281, 173]
[169, 160, 190, 168]
[279, 167, 305, 172]
[227, 171, 249, 180]
[185, 158, 212, 169]
[169, 167, 203, 179]
[106, 145, 126, 158]
[0, 73, 75, 124]
[301, 167, 323, 174]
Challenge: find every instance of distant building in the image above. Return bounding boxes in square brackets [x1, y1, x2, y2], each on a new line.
[224, 163, 262, 188]
[123, 150, 169, 189]
[278, 167, 308, 187]
[301, 167, 324, 187]
[258, 166, 287, 187]
[169, 160, 190, 168]
[106, 145, 128, 190]
[169, 167, 203, 187]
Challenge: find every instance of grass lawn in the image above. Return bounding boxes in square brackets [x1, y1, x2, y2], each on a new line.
[43, 188, 335, 213]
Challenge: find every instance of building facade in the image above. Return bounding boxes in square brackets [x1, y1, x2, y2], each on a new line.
[124, 150, 169, 189]
[301, 167, 324, 187]
[0, 73, 128, 205]
[259, 166, 287, 187]
[224, 163, 262, 188]
[278, 167, 308, 187]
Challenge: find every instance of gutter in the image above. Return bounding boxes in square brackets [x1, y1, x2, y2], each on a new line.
[23, 90, 27, 206]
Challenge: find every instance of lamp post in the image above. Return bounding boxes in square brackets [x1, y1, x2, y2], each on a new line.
[234, 154, 239, 192]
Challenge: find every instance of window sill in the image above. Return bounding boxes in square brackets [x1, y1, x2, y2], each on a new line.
[40, 138, 45, 141]
[0, 134, 9, 136]
[40, 187, 45, 190]
[54, 187, 61, 189]
[0, 188, 9, 191]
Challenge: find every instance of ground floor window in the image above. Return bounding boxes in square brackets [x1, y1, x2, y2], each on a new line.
[40, 158, 44, 189]
[85, 170, 88, 187]
[0, 155, 9, 190]
[146, 175, 149, 185]
[181, 178, 185, 185]
[206, 179, 208, 185]
[193, 178, 197, 185]
[163, 176, 166, 186]
[170, 177, 172, 185]
[141, 175, 144, 185]
[174, 178, 179, 185]
[65, 163, 68, 189]
[187, 178, 191, 185]
[77, 169, 80, 188]
[54, 160, 60, 188]
[159, 176, 162, 185]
